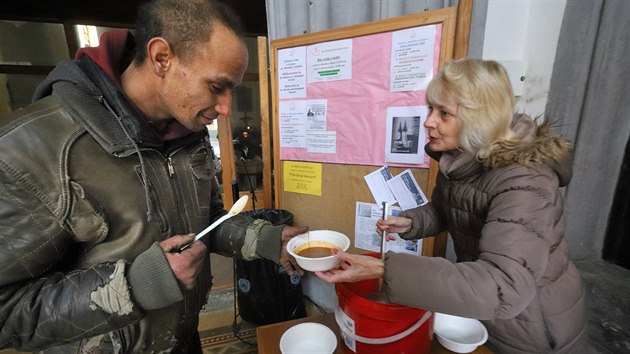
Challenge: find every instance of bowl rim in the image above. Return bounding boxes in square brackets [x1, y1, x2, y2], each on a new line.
[433, 313, 488, 346]
[279, 322, 337, 353]
[287, 230, 350, 260]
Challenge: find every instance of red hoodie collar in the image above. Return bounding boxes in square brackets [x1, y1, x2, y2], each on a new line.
[75, 29, 134, 88]
[75, 29, 193, 141]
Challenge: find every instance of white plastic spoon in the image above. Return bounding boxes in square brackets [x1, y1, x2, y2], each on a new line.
[179, 195, 249, 252]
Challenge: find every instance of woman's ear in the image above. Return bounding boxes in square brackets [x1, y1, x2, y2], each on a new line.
[146, 37, 172, 77]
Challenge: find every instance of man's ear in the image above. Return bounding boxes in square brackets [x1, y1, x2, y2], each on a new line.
[146, 37, 172, 77]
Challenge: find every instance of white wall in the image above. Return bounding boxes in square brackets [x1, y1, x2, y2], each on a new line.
[480, 0, 566, 118]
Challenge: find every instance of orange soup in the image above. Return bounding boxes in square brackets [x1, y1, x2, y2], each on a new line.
[297, 246, 332, 258]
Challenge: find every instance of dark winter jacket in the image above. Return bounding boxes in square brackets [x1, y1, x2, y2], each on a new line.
[383, 116, 587, 353]
[0, 47, 283, 352]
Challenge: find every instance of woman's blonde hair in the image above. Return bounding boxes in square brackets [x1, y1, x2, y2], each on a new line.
[426, 59, 515, 159]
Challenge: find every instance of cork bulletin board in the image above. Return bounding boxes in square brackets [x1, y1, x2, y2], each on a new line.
[270, 5, 470, 257]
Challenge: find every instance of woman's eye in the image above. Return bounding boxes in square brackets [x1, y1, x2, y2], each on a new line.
[440, 111, 449, 117]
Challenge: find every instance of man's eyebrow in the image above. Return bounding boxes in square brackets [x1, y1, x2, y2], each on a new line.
[210, 76, 241, 90]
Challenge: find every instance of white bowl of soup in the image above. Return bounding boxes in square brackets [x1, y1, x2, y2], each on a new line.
[287, 230, 350, 272]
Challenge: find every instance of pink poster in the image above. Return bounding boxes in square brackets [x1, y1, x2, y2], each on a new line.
[278, 24, 441, 168]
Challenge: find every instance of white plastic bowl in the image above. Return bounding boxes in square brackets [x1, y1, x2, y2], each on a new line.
[279, 322, 337, 354]
[433, 313, 488, 353]
[287, 230, 350, 272]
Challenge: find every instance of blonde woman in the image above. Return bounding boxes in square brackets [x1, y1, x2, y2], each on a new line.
[317, 59, 587, 353]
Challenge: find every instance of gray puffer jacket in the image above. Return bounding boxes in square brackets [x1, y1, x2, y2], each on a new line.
[0, 56, 283, 353]
[383, 116, 587, 353]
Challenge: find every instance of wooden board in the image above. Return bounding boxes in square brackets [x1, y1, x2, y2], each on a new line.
[280, 164, 430, 255]
[269, 4, 471, 257]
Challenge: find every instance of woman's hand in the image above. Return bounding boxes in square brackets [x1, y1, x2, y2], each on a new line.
[376, 215, 412, 236]
[315, 249, 384, 284]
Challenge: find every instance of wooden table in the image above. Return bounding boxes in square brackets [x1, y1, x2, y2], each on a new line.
[257, 312, 492, 353]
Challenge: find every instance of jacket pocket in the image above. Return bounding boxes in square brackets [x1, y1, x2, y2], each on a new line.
[188, 144, 214, 216]
[66, 180, 109, 250]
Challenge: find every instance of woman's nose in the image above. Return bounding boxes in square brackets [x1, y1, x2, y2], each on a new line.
[424, 111, 437, 128]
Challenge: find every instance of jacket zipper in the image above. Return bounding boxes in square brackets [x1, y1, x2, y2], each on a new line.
[165, 151, 188, 232]
[167, 157, 175, 177]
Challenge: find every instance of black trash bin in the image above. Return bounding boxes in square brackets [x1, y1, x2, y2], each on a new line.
[234, 209, 307, 325]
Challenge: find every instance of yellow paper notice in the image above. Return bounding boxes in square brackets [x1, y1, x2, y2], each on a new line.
[283, 161, 322, 196]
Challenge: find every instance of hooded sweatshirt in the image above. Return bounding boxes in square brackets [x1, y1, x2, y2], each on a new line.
[0, 30, 282, 353]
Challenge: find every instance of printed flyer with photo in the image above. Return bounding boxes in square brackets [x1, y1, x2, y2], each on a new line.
[354, 202, 421, 256]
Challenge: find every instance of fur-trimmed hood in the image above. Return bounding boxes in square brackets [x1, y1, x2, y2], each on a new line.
[484, 114, 574, 186]
[426, 114, 574, 187]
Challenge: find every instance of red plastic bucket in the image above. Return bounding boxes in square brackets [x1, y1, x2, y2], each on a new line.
[335, 277, 434, 354]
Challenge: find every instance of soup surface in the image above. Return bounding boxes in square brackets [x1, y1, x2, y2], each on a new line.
[297, 246, 332, 258]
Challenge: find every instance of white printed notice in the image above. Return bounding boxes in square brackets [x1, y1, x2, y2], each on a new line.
[390, 25, 436, 92]
[364, 166, 397, 205]
[354, 202, 421, 256]
[307, 131, 336, 154]
[305, 99, 335, 153]
[278, 46, 307, 99]
[387, 169, 428, 211]
[385, 106, 428, 164]
[306, 99, 327, 130]
[280, 99, 334, 151]
[307, 39, 352, 83]
[279, 100, 307, 148]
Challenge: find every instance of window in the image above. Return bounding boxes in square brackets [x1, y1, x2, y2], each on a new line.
[0, 20, 127, 116]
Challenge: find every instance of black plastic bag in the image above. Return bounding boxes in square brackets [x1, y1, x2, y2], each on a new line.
[235, 209, 307, 325]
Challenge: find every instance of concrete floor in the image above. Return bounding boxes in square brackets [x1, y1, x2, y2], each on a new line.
[575, 260, 630, 354]
[210, 253, 234, 289]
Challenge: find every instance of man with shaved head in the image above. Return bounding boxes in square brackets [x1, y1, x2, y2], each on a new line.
[0, 1, 306, 352]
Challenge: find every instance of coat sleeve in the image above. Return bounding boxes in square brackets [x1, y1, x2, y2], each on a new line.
[203, 174, 285, 264]
[398, 202, 445, 239]
[0, 176, 146, 351]
[398, 179, 447, 239]
[207, 214, 284, 263]
[384, 167, 557, 320]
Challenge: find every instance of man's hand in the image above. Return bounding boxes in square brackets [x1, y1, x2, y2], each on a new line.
[160, 234, 208, 290]
[280, 225, 308, 276]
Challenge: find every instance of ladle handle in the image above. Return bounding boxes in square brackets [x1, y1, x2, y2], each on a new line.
[380, 201, 389, 260]
[377, 202, 389, 293]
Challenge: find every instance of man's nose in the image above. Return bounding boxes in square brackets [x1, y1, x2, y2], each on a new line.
[215, 91, 233, 117]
